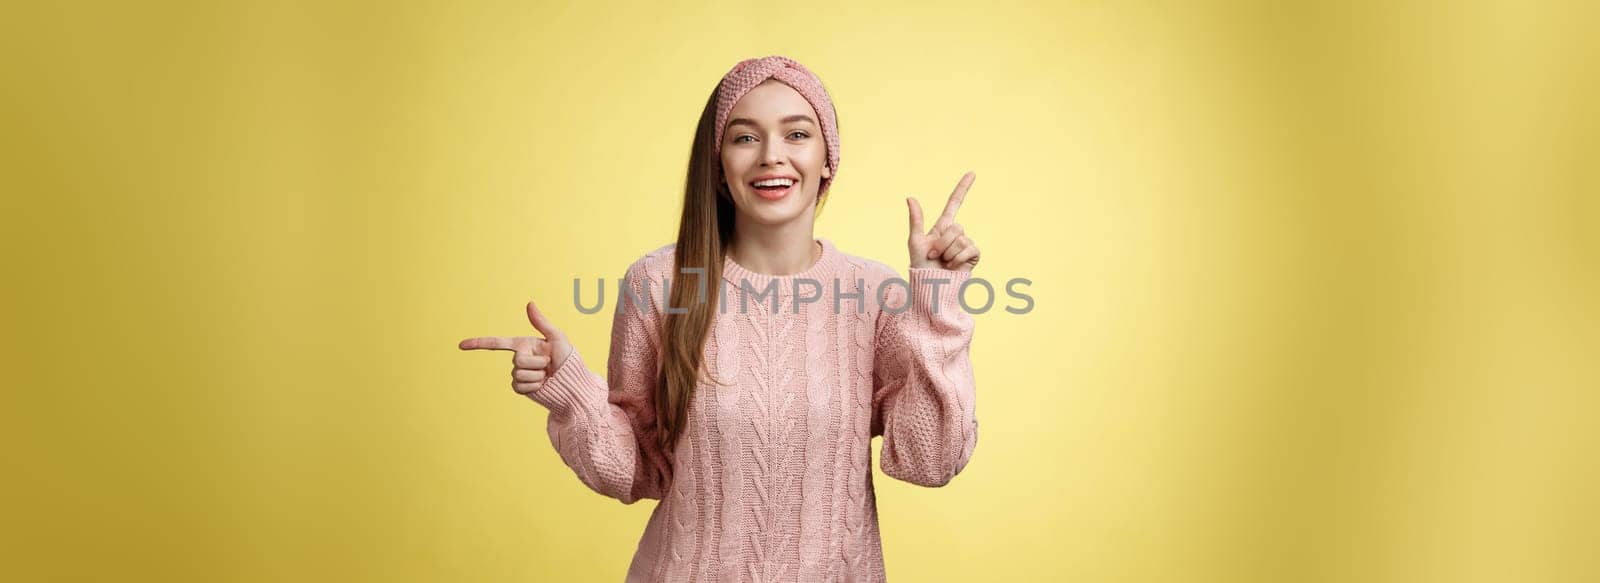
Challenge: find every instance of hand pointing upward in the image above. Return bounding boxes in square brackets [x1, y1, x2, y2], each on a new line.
[458, 300, 575, 398]
[907, 171, 981, 272]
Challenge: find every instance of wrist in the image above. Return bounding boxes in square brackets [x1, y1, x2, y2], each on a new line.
[905, 268, 971, 316]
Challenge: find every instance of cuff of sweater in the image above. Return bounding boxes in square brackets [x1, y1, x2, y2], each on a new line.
[907, 267, 971, 317]
[528, 350, 604, 419]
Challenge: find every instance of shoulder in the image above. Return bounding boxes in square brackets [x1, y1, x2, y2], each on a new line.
[622, 242, 679, 287]
[831, 243, 901, 285]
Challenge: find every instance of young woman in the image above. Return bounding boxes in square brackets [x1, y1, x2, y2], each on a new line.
[460, 55, 981, 582]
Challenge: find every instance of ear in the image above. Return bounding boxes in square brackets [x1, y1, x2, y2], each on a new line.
[822, 165, 832, 179]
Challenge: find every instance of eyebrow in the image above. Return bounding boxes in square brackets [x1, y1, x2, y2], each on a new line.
[726, 114, 818, 129]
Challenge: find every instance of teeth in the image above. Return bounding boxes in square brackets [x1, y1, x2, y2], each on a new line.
[753, 178, 795, 187]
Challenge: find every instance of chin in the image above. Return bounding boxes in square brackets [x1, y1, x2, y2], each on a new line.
[745, 206, 807, 225]
[735, 191, 816, 223]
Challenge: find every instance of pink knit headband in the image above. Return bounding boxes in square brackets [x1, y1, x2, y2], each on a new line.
[712, 55, 841, 196]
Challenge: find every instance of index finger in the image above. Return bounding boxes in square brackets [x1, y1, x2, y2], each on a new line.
[458, 336, 523, 352]
[938, 171, 976, 225]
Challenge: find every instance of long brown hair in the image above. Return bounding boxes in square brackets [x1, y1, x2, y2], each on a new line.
[656, 80, 834, 455]
[655, 84, 734, 456]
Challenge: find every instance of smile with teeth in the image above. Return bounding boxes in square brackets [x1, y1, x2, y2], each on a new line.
[750, 177, 797, 200]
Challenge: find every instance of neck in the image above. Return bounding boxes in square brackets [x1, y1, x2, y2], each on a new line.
[727, 217, 820, 276]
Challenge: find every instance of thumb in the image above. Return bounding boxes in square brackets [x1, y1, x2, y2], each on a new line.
[526, 300, 561, 339]
[907, 197, 925, 235]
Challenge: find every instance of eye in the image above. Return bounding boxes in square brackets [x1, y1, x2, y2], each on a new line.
[733, 135, 755, 144]
[788, 131, 810, 140]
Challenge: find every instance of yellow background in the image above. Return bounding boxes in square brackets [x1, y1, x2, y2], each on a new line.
[3, 1, 1596, 581]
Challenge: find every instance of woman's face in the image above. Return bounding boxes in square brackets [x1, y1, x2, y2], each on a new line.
[720, 79, 832, 226]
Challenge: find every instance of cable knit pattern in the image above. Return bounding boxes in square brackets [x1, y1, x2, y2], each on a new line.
[528, 237, 978, 582]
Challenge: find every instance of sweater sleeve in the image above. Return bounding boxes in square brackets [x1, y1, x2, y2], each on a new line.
[870, 266, 979, 487]
[525, 261, 672, 504]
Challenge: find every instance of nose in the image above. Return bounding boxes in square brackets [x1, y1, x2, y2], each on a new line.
[760, 141, 784, 166]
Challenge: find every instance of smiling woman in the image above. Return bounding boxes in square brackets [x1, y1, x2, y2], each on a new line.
[722, 91, 832, 208]
[460, 55, 982, 582]
[727, 111, 828, 196]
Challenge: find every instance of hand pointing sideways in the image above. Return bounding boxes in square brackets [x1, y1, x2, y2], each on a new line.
[458, 300, 575, 398]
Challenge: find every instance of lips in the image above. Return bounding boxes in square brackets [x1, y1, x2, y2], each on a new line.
[752, 182, 793, 200]
[749, 176, 798, 201]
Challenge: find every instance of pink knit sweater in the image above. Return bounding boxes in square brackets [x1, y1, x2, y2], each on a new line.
[528, 237, 978, 582]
